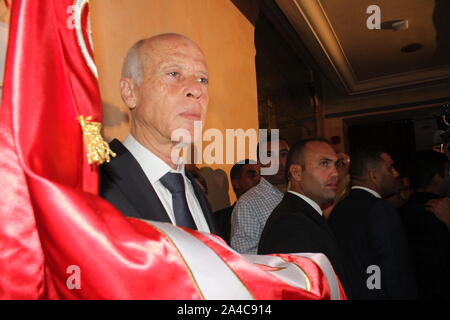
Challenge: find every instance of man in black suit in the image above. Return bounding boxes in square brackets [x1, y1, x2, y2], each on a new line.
[328, 148, 417, 299]
[100, 34, 216, 234]
[214, 159, 260, 244]
[399, 150, 450, 299]
[258, 138, 350, 295]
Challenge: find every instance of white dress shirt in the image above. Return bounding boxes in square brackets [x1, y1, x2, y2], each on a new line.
[288, 190, 323, 216]
[123, 135, 210, 233]
[351, 186, 382, 199]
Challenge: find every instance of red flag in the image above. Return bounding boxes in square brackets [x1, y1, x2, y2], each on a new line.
[0, 0, 346, 299]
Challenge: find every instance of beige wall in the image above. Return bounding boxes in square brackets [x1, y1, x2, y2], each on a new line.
[91, 0, 258, 210]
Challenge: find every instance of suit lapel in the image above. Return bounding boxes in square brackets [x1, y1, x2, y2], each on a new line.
[104, 139, 170, 222]
[284, 193, 350, 293]
[286, 192, 336, 239]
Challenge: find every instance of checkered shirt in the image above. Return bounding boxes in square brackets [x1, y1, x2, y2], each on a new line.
[230, 177, 284, 254]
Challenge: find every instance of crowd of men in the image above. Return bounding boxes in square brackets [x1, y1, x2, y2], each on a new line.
[100, 33, 450, 300]
[224, 139, 449, 299]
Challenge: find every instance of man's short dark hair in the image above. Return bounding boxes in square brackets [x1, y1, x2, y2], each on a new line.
[285, 138, 330, 181]
[230, 159, 257, 180]
[256, 134, 289, 162]
[348, 146, 387, 181]
[408, 150, 448, 189]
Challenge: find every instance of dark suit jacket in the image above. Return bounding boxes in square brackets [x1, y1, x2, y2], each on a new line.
[328, 188, 417, 300]
[399, 192, 450, 299]
[258, 192, 351, 296]
[99, 139, 217, 235]
[213, 203, 235, 245]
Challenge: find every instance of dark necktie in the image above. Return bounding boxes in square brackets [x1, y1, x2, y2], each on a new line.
[159, 172, 197, 230]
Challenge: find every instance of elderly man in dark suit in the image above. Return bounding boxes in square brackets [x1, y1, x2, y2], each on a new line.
[328, 147, 417, 299]
[258, 138, 350, 296]
[99, 34, 216, 234]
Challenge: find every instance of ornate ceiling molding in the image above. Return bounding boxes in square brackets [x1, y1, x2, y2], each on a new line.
[275, 0, 450, 95]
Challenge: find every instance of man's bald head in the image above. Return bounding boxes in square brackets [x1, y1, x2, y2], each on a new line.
[119, 33, 209, 166]
[121, 33, 203, 86]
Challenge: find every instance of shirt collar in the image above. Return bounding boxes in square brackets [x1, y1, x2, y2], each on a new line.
[288, 190, 323, 216]
[260, 177, 284, 196]
[123, 134, 185, 184]
[351, 186, 381, 199]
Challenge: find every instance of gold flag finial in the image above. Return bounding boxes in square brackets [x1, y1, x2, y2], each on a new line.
[78, 116, 116, 165]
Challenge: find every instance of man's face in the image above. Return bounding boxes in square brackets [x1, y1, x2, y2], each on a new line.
[233, 163, 261, 198]
[133, 38, 209, 143]
[300, 142, 339, 207]
[374, 153, 401, 198]
[260, 140, 290, 186]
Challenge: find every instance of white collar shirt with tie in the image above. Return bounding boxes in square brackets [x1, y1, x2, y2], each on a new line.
[123, 134, 210, 233]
